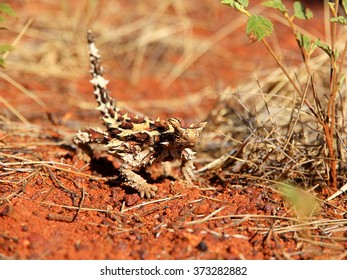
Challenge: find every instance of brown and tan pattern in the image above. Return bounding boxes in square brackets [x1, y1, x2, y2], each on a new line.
[74, 31, 206, 198]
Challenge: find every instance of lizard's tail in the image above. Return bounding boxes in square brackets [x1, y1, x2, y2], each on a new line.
[87, 30, 118, 122]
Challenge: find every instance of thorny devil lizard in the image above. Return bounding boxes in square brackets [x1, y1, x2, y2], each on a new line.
[74, 31, 206, 198]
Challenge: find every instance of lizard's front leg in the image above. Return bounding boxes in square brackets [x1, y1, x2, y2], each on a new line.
[180, 148, 197, 185]
[119, 166, 158, 198]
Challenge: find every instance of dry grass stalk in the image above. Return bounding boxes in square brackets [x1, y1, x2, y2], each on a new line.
[1, 1, 346, 260]
[199, 29, 347, 195]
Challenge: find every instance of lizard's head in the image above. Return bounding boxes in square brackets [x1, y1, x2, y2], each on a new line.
[167, 118, 207, 148]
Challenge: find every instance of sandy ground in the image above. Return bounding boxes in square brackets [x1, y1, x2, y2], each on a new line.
[1, 0, 346, 260]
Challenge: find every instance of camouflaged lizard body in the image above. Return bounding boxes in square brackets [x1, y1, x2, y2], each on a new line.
[74, 31, 206, 198]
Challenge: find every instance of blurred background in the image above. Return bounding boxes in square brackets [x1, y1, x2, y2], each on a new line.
[1, 0, 324, 126]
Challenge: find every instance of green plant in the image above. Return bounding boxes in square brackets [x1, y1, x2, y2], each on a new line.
[0, 3, 16, 67]
[221, 0, 347, 192]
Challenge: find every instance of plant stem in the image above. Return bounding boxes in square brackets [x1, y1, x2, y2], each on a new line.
[262, 37, 337, 190]
[324, 0, 340, 190]
[261, 38, 318, 119]
[284, 14, 311, 75]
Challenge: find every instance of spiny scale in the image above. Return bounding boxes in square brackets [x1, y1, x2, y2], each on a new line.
[87, 31, 118, 123]
[74, 31, 207, 198]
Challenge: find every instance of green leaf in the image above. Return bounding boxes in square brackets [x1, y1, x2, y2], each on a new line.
[315, 39, 339, 60]
[238, 0, 249, 6]
[263, 0, 287, 13]
[0, 57, 4, 66]
[296, 33, 312, 52]
[277, 182, 319, 219]
[315, 39, 332, 56]
[0, 44, 13, 53]
[338, 73, 346, 88]
[0, 3, 16, 17]
[342, 0, 347, 15]
[330, 16, 347, 25]
[221, 0, 249, 7]
[293, 1, 313, 20]
[246, 15, 273, 41]
[221, 0, 249, 11]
